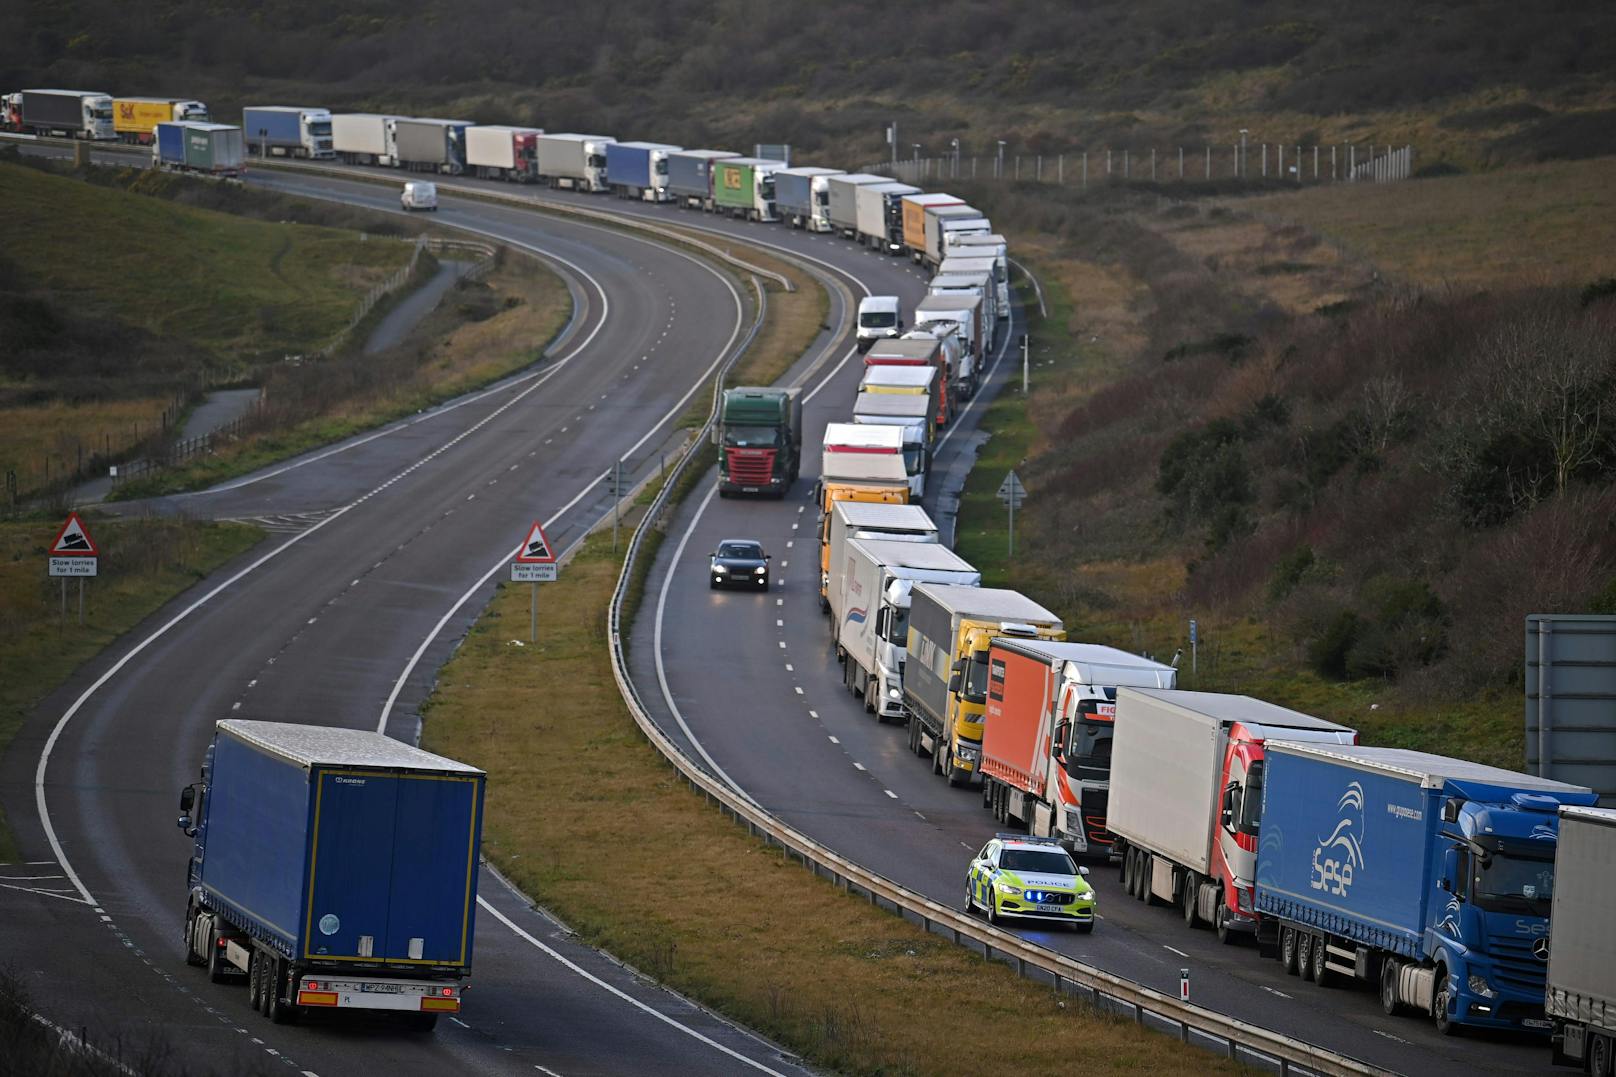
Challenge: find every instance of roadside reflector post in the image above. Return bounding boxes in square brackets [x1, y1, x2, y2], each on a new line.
[1180, 967, 1190, 1002]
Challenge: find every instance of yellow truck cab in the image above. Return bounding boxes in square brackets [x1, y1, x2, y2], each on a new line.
[903, 584, 1064, 786]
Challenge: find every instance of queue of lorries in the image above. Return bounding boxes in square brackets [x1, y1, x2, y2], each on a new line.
[10, 82, 1614, 1067]
[748, 274, 1616, 1055]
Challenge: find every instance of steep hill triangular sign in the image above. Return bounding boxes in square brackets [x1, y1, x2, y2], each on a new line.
[49, 512, 99, 556]
[514, 521, 556, 564]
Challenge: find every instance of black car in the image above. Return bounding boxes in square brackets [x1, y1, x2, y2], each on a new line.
[709, 539, 770, 590]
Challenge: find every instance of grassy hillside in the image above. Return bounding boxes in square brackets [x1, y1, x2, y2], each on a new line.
[6, 2, 1616, 171]
[0, 157, 416, 501]
[0, 159, 409, 371]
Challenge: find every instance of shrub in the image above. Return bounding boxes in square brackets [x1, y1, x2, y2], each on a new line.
[1308, 607, 1360, 680]
[1267, 544, 1316, 603]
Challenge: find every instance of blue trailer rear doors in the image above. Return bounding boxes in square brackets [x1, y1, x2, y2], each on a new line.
[305, 769, 481, 965]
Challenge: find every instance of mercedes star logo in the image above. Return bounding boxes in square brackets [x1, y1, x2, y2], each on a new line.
[1534, 938, 1551, 961]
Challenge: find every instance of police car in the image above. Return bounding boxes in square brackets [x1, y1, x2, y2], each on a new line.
[965, 834, 1096, 932]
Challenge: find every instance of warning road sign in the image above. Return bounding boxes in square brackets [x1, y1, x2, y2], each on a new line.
[49, 512, 99, 556]
[515, 521, 556, 564]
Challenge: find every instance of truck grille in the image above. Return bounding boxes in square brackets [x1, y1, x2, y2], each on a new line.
[725, 448, 776, 486]
[1490, 935, 1549, 994]
[1082, 789, 1113, 849]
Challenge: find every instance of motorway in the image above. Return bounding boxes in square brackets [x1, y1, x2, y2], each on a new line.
[1, 144, 1556, 1074]
[0, 160, 822, 1076]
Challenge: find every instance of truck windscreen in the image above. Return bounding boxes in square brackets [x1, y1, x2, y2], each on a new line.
[722, 424, 779, 448]
[963, 651, 990, 704]
[1067, 717, 1112, 781]
[1472, 848, 1555, 913]
[312, 121, 332, 136]
[885, 607, 909, 645]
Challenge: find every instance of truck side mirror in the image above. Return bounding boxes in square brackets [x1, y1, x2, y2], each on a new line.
[1052, 722, 1068, 757]
[948, 672, 962, 694]
[179, 786, 195, 813]
[710, 425, 719, 447]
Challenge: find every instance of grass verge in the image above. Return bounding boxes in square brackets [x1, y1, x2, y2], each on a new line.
[108, 255, 570, 499]
[420, 488, 1238, 1076]
[0, 513, 262, 860]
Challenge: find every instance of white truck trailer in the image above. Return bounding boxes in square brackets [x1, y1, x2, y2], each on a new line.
[836, 538, 978, 721]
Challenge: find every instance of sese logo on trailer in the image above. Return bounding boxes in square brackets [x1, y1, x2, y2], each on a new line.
[1309, 782, 1366, 897]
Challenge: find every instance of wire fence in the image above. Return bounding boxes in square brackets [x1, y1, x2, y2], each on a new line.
[876, 142, 1416, 187]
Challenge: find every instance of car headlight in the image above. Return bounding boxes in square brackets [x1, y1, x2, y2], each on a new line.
[754, 566, 767, 575]
[1468, 974, 1495, 999]
[713, 565, 727, 574]
[994, 880, 1020, 895]
[887, 686, 901, 699]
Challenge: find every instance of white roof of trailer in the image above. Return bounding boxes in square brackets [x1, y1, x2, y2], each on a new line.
[220, 719, 483, 774]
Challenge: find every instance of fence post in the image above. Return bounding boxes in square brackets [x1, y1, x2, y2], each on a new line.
[1151, 148, 1156, 180]
[1082, 151, 1088, 188]
[1262, 144, 1268, 177]
[1179, 146, 1183, 179]
[1106, 148, 1111, 176]
[1124, 149, 1130, 179]
[1058, 154, 1063, 183]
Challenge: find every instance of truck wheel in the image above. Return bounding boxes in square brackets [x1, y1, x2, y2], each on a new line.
[1590, 1034, 1611, 1077]
[206, 921, 231, 984]
[1215, 899, 1236, 944]
[1281, 925, 1299, 975]
[248, 950, 262, 1012]
[267, 959, 299, 1025]
[1380, 958, 1402, 1016]
[1181, 872, 1201, 927]
[185, 903, 206, 967]
[947, 754, 969, 788]
[1432, 968, 1459, 1036]
[1309, 932, 1335, 986]
[908, 717, 922, 756]
[1296, 931, 1313, 979]
[1120, 846, 1134, 895]
[931, 737, 945, 776]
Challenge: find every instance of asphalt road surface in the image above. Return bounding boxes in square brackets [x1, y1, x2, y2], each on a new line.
[0, 164, 821, 1077]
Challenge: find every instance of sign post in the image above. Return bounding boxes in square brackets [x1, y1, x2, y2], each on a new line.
[1189, 618, 1199, 677]
[47, 511, 99, 626]
[511, 520, 559, 642]
[996, 470, 1027, 558]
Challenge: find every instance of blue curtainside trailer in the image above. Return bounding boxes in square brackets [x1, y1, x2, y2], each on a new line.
[1254, 743, 1595, 1035]
[178, 719, 485, 1030]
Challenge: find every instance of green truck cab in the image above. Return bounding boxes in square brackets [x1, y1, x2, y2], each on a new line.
[717, 387, 802, 497]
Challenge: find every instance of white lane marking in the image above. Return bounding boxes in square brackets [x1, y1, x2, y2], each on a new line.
[827, 735, 837, 744]
[378, 254, 746, 737]
[449, 1016, 471, 1028]
[784, 540, 793, 548]
[536, 1066, 565, 1077]
[793, 687, 804, 695]
[1163, 945, 1189, 958]
[1261, 986, 1292, 999]
[853, 762, 866, 771]
[784, 663, 793, 672]
[884, 790, 898, 799]
[775, 619, 783, 627]
[779, 560, 787, 568]
[775, 598, 783, 606]
[1373, 1030, 1411, 1045]
[478, 897, 790, 1075]
[650, 486, 763, 806]
[777, 641, 786, 649]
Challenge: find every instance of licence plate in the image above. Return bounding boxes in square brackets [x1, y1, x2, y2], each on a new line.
[1036, 904, 1064, 914]
[1522, 1019, 1551, 1030]
[360, 983, 406, 994]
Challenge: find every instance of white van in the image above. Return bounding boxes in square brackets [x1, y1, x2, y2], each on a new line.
[856, 295, 902, 352]
[401, 180, 438, 212]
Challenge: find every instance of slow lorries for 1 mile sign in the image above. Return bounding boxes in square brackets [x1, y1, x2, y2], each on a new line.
[511, 520, 558, 582]
[48, 511, 99, 577]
